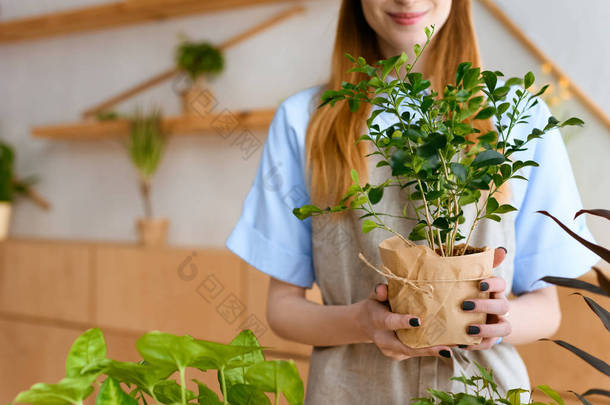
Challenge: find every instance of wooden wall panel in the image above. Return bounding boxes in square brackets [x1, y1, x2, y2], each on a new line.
[94, 245, 247, 342]
[0, 319, 85, 405]
[0, 239, 91, 323]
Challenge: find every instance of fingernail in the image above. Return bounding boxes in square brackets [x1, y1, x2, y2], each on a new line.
[480, 282, 489, 291]
[462, 301, 475, 311]
[439, 350, 451, 358]
[409, 318, 420, 327]
[458, 344, 468, 349]
[499, 246, 507, 254]
[467, 326, 481, 335]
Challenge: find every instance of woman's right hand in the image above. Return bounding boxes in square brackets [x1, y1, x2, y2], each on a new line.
[355, 283, 453, 361]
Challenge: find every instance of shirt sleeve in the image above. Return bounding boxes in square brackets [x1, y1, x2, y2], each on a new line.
[511, 98, 600, 296]
[225, 100, 315, 288]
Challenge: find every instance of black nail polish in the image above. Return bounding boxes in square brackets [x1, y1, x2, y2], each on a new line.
[462, 301, 475, 311]
[480, 282, 489, 291]
[458, 344, 468, 349]
[467, 326, 481, 335]
[439, 350, 451, 358]
[499, 246, 507, 254]
[409, 318, 420, 327]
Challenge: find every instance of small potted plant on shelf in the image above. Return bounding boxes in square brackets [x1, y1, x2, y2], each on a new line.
[0, 140, 47, 240]
[293, 26, 585, 348]
[12, 328, 304, 405]
[175, 37, 224, 115]
[128, 107, 169, 247]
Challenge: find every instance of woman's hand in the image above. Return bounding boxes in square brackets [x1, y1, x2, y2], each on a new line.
[355, 283, 453, 361]
[459, 247, 512, 350]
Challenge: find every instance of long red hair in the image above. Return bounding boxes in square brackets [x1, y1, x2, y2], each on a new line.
[306, 0, 507, 207]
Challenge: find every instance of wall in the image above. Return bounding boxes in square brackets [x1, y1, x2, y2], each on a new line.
[0, 0, 608, 257]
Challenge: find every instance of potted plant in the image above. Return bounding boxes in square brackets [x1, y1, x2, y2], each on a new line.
[0, 140, 46, 240]
[293, 26, 584, 348]
[175, 38, 224, 115]
[128, 107, 169, 246]
[12, 328, 305, 405]
[0, 140, 14, 239]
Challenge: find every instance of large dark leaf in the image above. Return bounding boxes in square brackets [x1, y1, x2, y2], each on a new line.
[593, 266, 610, 295]
[572, 293, 610, 331]
[574, 209, 610, 221]
[539, 276, 607, 297]
[541, 339, 610, 376]
[569, 391, 592, 405]
[536, 210, 610, 262]
[582, 389, 610, 398]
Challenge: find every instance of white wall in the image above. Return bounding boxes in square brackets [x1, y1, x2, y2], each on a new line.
[0, 0, 608, 258]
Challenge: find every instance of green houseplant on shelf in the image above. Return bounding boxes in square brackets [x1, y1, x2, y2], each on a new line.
[0, 140, 15, 239]
[293, 25, 585, 348]
[0, 139, 45, 240]
[128, 107, 169, 246]
[175, 37, 224, 115]
[12, 328, 304, 405]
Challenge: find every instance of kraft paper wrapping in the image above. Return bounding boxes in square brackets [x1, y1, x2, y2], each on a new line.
[377, 235, 494, 348]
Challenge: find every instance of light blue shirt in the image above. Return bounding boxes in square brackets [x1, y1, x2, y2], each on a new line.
[226, 83, 599, 295]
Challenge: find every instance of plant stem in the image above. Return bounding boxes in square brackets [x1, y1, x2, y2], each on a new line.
[219, 367, 228, 405]
[274, 363, 280, 405]
[179, 367, 186, 405]
[140, 178, 153, 219]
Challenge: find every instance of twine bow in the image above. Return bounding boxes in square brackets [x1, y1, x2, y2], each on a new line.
[358, 252, 435, 296]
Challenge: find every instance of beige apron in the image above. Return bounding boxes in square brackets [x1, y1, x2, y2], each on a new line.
[305, 136, 530, 404]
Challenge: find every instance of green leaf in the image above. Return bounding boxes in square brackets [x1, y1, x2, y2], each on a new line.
[96, 377, 138, 405]
[350, 169, 360, 185]
[292, 205, 324, 220]
[472, 149, 505, 168]
[495, 204, 518, 214]
[450, 163, 467, 183]
[14, 376, 95, 405]
[227, 384, 270, 405]
[506, 388, 529, 405]
[194, 379, 223, 405]
[153, 380, 196, 404]
[524, 72, 535, 89]
[65, 328, 107, 378]
[561, 117, 585, 127]
[474, 107, 495, 120]
[87, 359, 174, 397]
[537, 385, 565, 405]
[427, 389, 452, 403]
[485, 214, 501, 222]
[368, 187, 384, 205]
[245, 360, 304, 405]
[432, 217, 449, 230]
[362, 219, 378, 234]
[486, 197, 499, 215]
[224, 330, 265, 390]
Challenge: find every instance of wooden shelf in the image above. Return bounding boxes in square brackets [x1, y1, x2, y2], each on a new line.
[32, 109, 276, 140]
[0, 0, 296, 43]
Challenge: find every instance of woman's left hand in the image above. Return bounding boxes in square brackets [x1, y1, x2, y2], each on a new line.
[460, 247, 512, 350]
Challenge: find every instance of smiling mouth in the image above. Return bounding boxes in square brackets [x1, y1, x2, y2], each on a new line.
[386, 10, 428, 26]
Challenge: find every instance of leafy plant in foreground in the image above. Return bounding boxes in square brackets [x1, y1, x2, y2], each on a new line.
[535, 208, 610, 403]
[412, 362, 566, 405]
[12, 328, 304, 405]
[293, 25, 584, 256]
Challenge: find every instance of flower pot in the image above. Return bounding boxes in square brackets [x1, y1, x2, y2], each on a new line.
[136, 218, 169, 247]
[180, 78, 212, 116]
[378, 235, 493, 348]
[0, 202, 11, 240]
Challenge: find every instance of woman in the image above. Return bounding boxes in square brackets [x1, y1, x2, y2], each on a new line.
[227, 0, 599, 403]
